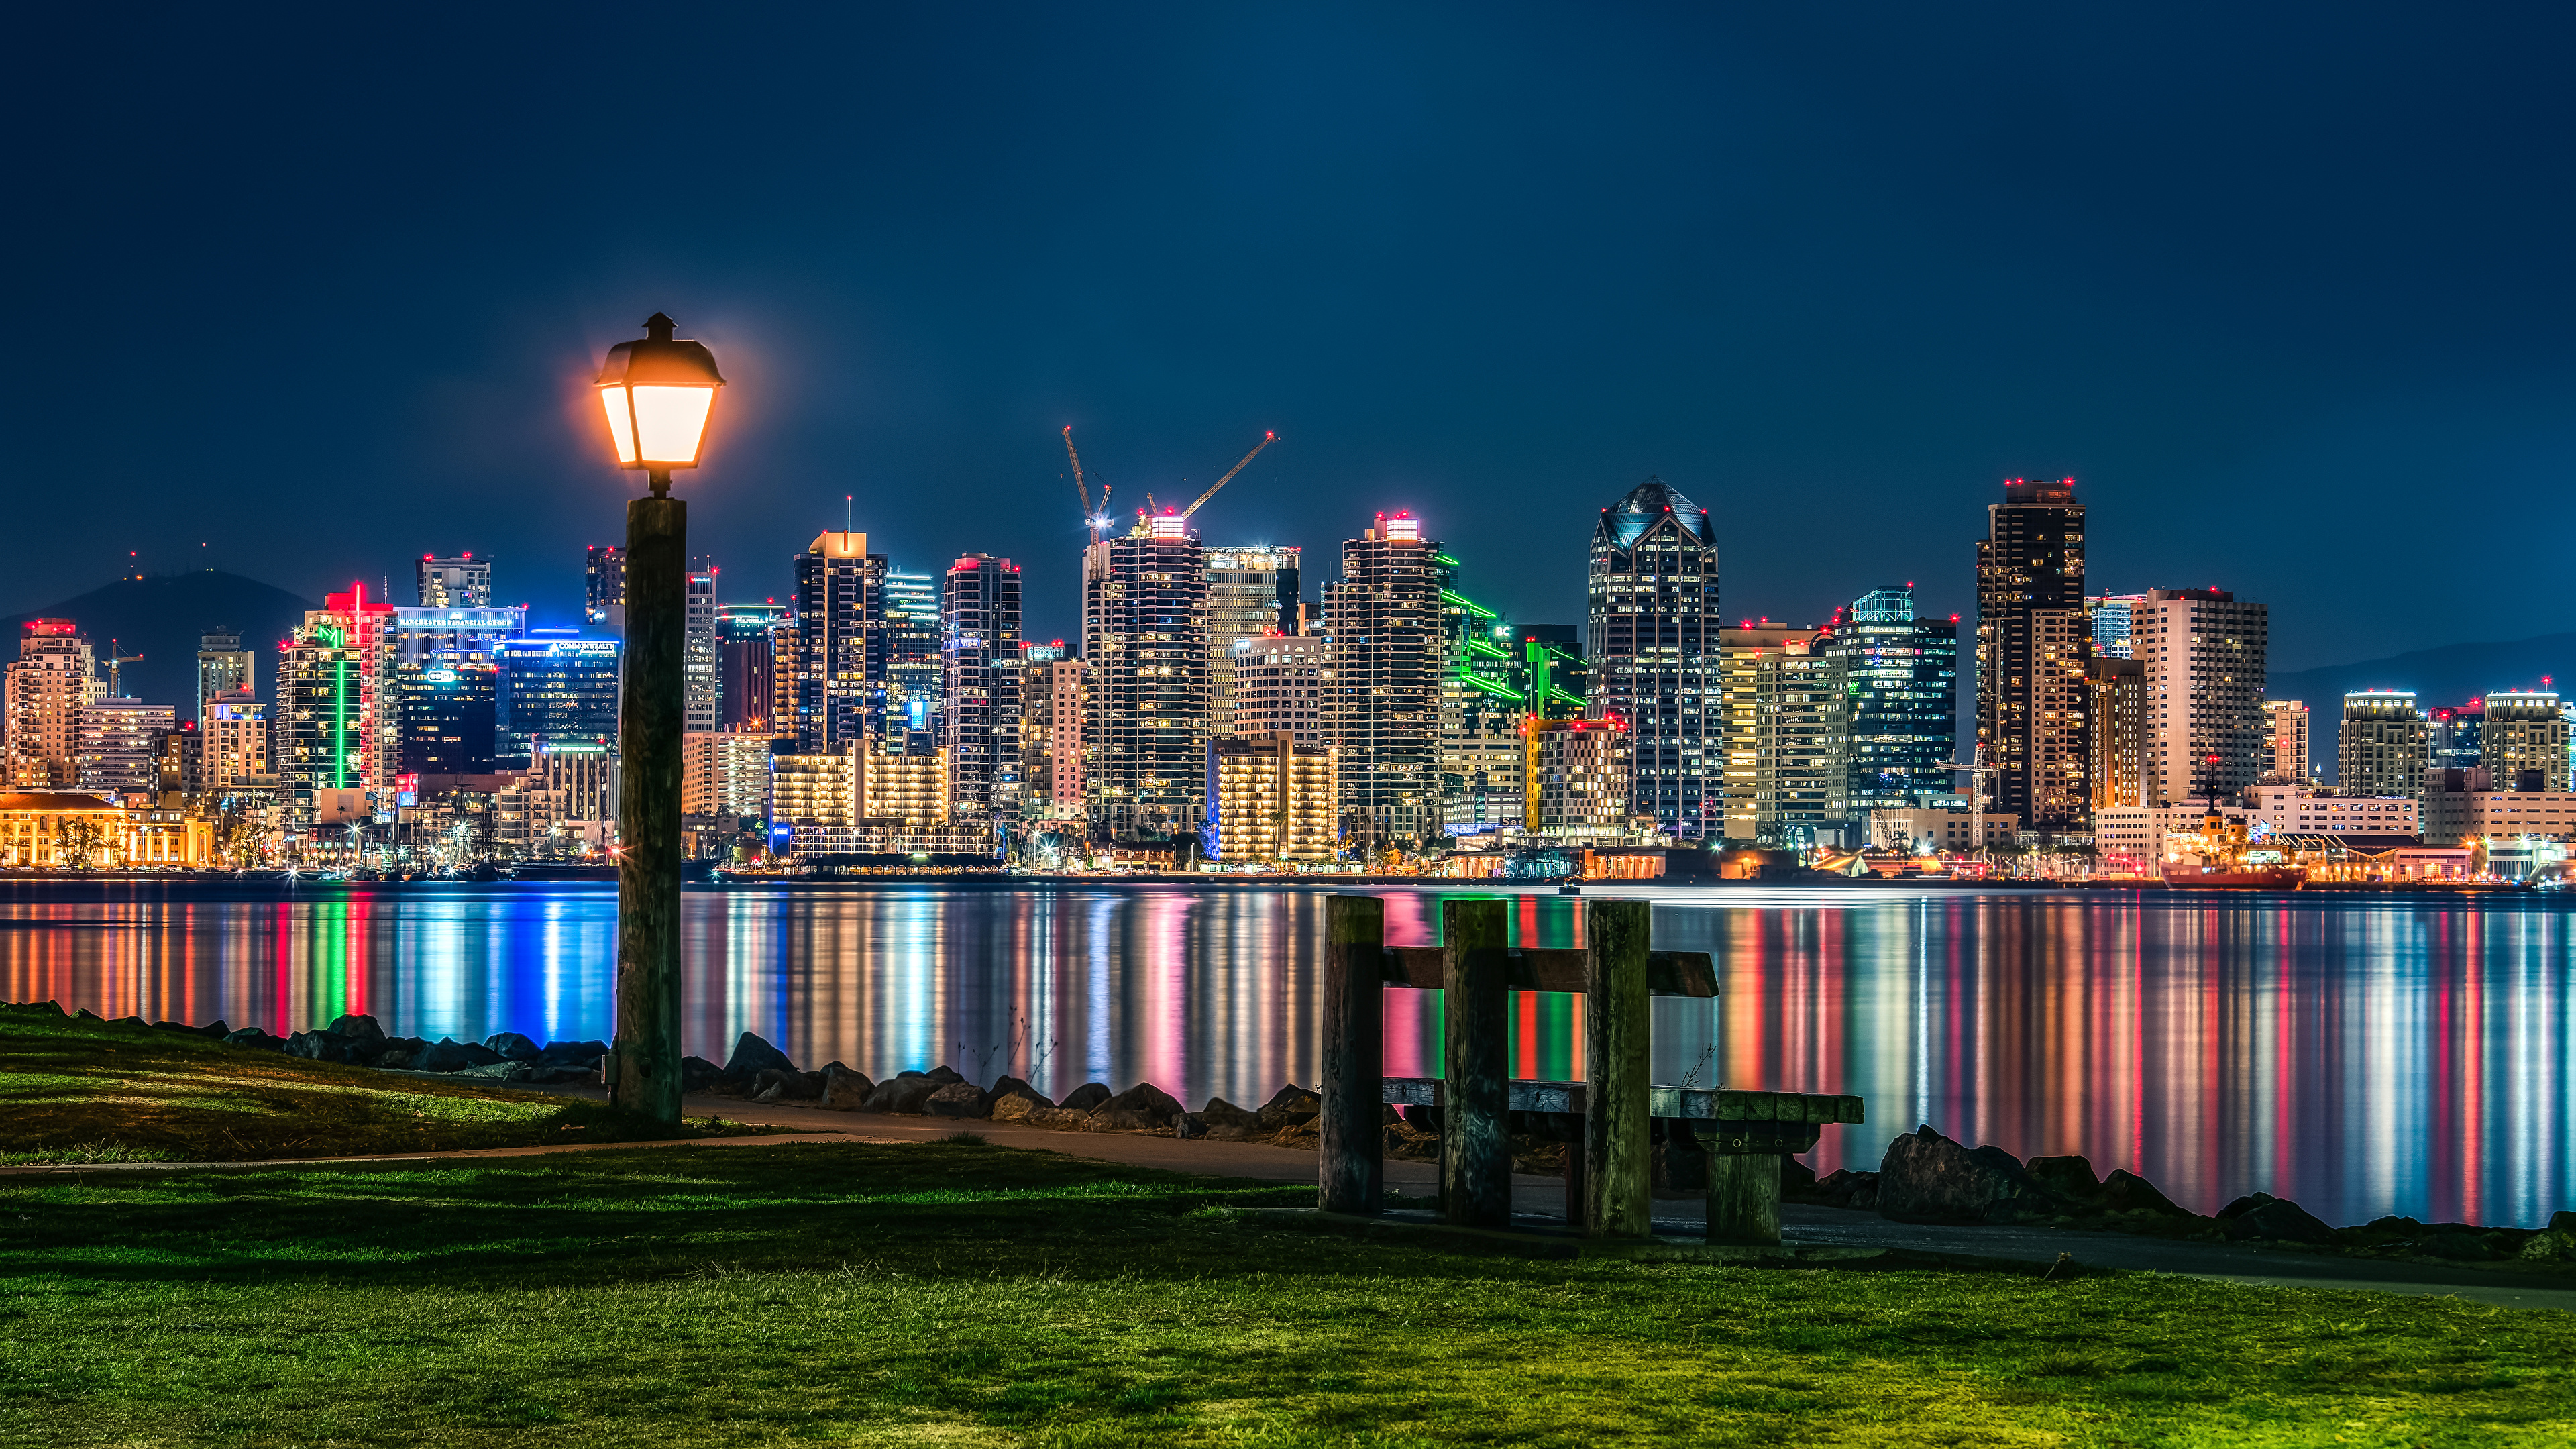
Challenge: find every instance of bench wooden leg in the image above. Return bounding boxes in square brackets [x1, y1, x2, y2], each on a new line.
[1319, 894, 1384, 1216]
[1706, 1152, 1781, 1244]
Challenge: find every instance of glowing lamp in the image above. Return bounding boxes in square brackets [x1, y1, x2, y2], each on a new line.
[596, 312, 724, 491]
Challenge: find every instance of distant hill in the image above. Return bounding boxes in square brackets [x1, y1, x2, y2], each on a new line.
[2269, 633, 2576, 780]
[1, 572, 319, 712]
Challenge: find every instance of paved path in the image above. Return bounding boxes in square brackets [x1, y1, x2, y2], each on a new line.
[15, 1084, 2569, 1313]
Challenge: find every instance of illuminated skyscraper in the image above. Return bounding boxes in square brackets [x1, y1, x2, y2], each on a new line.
[2481, 690, 2567, 792]
[1327, 511, 1444, 849]
[884, 570, 942, 738]
[195, 630, 252, 726]
[2127, 588, 2267, 807]
[1974, 478, 2089, 833]
[1822, 585, 1959, 823]
[275, 586, 400, 821]
[5, 620, 95, 789]
[2264, 699, 2314, 784]
[942, 554, 1022, 820]
[1204, 546, 1301, 736]
[584, 545, 625, 634]
[717, 601, 788, 733]
[1083, 510, 1208, 837]
[685, 567, 719, 734]
[794, 531, 887, 753]
[2338, 691, 2426, 799]
[388, 606, 522, 775]
[494, 631, 621, 766]
[416, 554, 493, 608]
[1587, 478, 1721, 839]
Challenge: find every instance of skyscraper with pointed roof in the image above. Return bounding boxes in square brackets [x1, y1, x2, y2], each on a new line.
[1585, 478, 1720, 838]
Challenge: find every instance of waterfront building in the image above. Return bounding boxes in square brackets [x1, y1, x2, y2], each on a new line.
[794, 530, 888, 752]
[884, 569, 942, 738]
[771, 750, 859, 831]
[2419, 771, 2576, 845]
[2426, 700, 2482, 773]
[493, 631, 620, 766]
[1717, 623, 1807, 841]
[1823, 586, 1958, 824]
[717, 600, 788, 733]
[416, 554, 492, 608]
[2090, 803, 2237, 875]
[1205, 731, 1337, 862]
[1205, 546, 1301, 737]
[1868, 808, 2019, 854]
[5, 619, 97, 789]
[2263, 700, 2312, 783]
[76, 698, 175, 795]
[584, 545, 625, 634]
[2339, 691, 2428, 799]
[2088, 657, 2147, 809]
[195, 630, 252, 726]
[0, 791, 211, 868]
[275, 586, 400, 822]
[1527, 714, 1633, 835]
[535, 739, 616, 824]
[684, 730, 771, 823]
[202, 692, 268, 788]
[2479, 691, 2567, 792]
[1326, 510, 1445, 851]
[2125, 588, 2268, 808]
[862, 739, 951, 826]
[1020, 655, 1089, 818]
[1435, 582, 1524, 839]
[1083, 511, 1209, 838]
[388, 606, 523, 777]
[685, 568, 719, 734]
[1588, 478, 1721, 839]
[1231, 634, 1333, 749]
[1753, 631, 1843, 846]
[942, 554, 1023, 820]
[1974, 478, 2090, 833]
[2244, 784, 2420, 839]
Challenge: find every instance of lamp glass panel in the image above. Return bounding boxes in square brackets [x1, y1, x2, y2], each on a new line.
[599, 388, 639, 464]
[632, 384, 717, 465]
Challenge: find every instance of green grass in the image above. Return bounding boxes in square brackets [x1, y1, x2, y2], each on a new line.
[0, 1006, 759, 1161]
[4, 1142, 2573, 1446]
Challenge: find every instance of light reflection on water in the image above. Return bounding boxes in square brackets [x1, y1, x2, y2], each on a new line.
[3, 881, 2569, 1227]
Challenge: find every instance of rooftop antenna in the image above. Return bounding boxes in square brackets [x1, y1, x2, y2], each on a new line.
[845, 495, 853, 534]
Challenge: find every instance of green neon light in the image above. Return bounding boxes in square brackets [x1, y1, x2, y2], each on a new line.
[334, 657, 349, 789]
[1457, 672, 1521, 700]
[1439, 589, 1497, 619]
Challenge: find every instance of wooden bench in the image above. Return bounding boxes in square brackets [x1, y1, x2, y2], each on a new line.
[1318, 895, 1865, 1244]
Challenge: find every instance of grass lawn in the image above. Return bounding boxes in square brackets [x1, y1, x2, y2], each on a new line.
[0, 1006, 747, 1162]
[4, 1142, 2573, 1447]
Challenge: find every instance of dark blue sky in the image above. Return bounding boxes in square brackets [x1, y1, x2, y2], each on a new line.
[8, 5, 2573, 666]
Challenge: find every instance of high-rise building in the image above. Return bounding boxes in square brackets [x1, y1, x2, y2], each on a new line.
[1231, 634, 1333, 749]
[2480, 691, 2568, 792]
[794, 531, 887, 753]
[683, 731, 771, 822]
[942, 554, 1022, 820]
[417, 554, 493, 608]
[1974, 478, 2090, 833]
[861, 738, 951, 826]
[1205, 732, 1338, 862]
[2426, 700, 2482, 773]
[202, 692, 268, 789]
[883, 569, 942, 738]
[2339, 691, 2427, 800]
[1753, 632, 1843, 846]
[76, 698, 175, 794]
[1083, 511, 1208, 837]
[274, 586, 400, 821]
[1020, 655, 1089, 817]
[1527, 714, 1633, 834]
[2086, 594, 2135, 660]
[584, 546, 626, 634]
[1717, 623, 1808, 841]
[6, 619, 97, 789]
[771, 750, 859, 832]
[1205, 546, 1301, 737]
[2263, 699, 2312, 783]
[717, 601, 787, 733]
[1823, 586, 1959, 824]
[2123, 588, 2267, 808]
[1327, 510, 1445, 850]
[1434, 580, 1521, 838]
[195, 630, 252, 726]
[494, 631, 621, 766]
[685, 567, 719, 734]
[388, 606, 523, 777]
[2088, 657, 2147, 810]
[1587, 478, 1721, 839]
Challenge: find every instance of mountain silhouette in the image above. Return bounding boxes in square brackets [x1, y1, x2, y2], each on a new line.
[2269, 633, 2576, 782]
[1, 571, 321, 714]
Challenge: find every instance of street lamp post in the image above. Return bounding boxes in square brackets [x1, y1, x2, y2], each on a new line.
[594, 311, 724, 1128]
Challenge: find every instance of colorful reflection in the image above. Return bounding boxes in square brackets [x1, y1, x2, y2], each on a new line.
[2, 882, 2569, 1226]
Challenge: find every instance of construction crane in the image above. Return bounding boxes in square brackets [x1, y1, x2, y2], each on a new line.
[1062, 427, 1112, 541]
[1178, 431, 1279, 520]
[108, 641, 143, 699]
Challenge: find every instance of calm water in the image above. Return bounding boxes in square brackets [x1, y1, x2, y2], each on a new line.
[4, 881, 2571, 1228]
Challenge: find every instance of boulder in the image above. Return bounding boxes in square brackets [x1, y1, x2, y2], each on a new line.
[283, 1029, 365, 1064]
[451, 1060, 523, 1080]
[2414, 1230, 2500, 1260]
[1083, 1081, 1184, 1132]
[751, 1068, 805, 1101]
[989, 1076, 1046, 1106]
[720, 1032, 796, 1083]
[2027, 1155, 2102, 1200]
[1023, 1106, 1095, 1130]
[1256, 1085, 1322, 1132]
[2518, 1230, 2575, 1263]
[1200, 1097, 1261, 1133]
[222, 1028, 286, 1052]
[2216, 1192, 2275, 1220]
[2099, 1169, 2190, 1216]
[926, 1082, 994, 1118]
[410, 1038, 504, 1073]
[1057, 1082, 1113, 1114]
[1175, 1113, 1208, 1140]
[681, 1056, 722, 1093]
[819, 1065, 875, 1110]
[537, 1039, 609, 1066]
[2221, 1197, 2338, 1246]
[861, 1077, 945, 1114]
[484, 1032, 541, 1062]
[989, 1087, 1050, 1122]
[1876, 1125, 2065, 1225]
[926, 1065, 966, 1085]
[328, 1014, 387, 1044]
[152, 1018, 229, 1039]
[377, 1046, 416, 1071]
[1807, 1169, 1880, 1211]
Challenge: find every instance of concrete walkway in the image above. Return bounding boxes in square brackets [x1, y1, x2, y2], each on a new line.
[14, 1084, 2570, 1313]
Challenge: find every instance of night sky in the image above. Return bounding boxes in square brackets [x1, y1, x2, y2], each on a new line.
[9, 5, 2573, 666]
